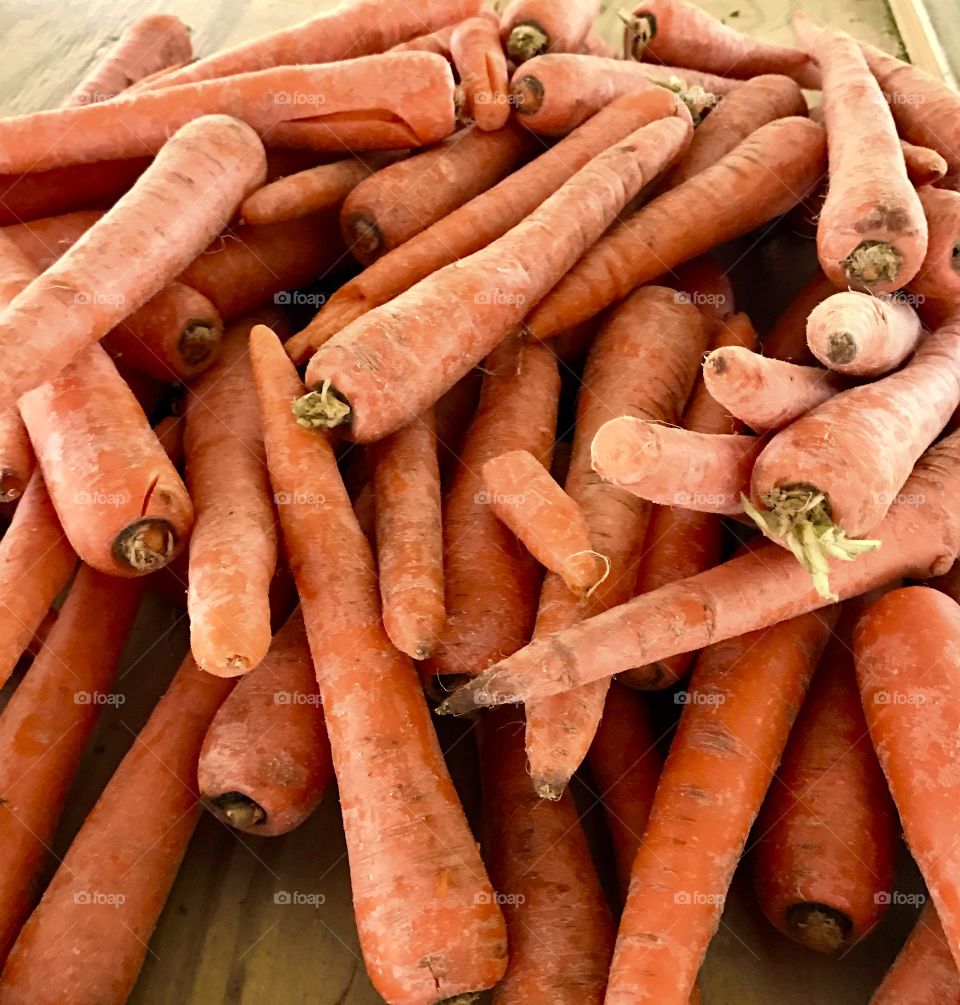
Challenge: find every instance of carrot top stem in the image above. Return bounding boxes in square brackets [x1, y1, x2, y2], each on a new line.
[113, 517, 177, 572]
[213, 791, 267, 829]
[786, 903, 851, 954]
[508, 23, 549, 62]
[179, 321, 220, 367]
[844, 241, 903, 287]
[648, 77, 717, 123]
[742, 487, 880, 599]
[293, 380, 351, 429]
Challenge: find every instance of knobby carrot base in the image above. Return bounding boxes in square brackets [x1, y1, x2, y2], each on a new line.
[112, 518, 177, 573]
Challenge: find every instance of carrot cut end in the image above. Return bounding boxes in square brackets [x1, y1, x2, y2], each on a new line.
[785, 903, 852, 953]
[178, 321, 221, 369]
[842, 241, 905, 289]
[113, 518, 177, 573]
[0, 468, 25, 503]
[210, 791, 268, 830]
[292, 381, 351, 430]
[534, 778, 565, 801]
[621, 11, 657, 61]
[506, 22, 548, 63]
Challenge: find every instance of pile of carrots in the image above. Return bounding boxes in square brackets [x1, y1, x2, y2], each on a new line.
[3, 0, 960, 1001]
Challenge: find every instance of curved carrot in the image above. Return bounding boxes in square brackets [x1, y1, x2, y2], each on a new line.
[901, 140, 949, 186]
[871, 903, 960, 1005]
[250, 324, 508, 1002]
[909, 186, 960, 302]
[390, 22, 459, 57]
[198, 608, 333, 836]
[452, 16, 511, 131]
[298, 114, 693, 442]
[524, 116, 826, 340]
[500, 0, 602, 63]
[762, 269, 835, 365]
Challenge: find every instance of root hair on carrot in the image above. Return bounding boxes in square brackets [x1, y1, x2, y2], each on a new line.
[113, 518, 177, 572]
[579, 550, 611, 599]
[293, 379, 351, 429]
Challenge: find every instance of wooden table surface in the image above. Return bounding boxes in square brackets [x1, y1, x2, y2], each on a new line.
[0, 2, 938, 1003]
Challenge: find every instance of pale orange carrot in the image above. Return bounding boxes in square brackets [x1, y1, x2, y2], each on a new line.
[452, 16, 512, 131]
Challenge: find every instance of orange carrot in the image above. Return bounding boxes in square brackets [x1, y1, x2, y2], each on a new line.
[667, 255, 735, 328]
[500, 0, 602, 63]
[628, 61, 743, 96]
[0, 565, 143, 966]
[341, 125, 532, 263]
[368, 408, 445, 660]
[0, 654, 233, 1005]
[298, 114, 693, 443]
[624, 0, 819, 88]
[285, 90, 682, 361]
[794, 16, 927, 293]
[581, 26, 618, 59]
[390, 22, 459, 57]
[435, 369, 483, 480]
[909, 186, 960, 301]
[762, 270, 835, 365]
[452, 16, 512, 131]
[198, 608, 333, 836]
[66, 14, 192, 106]
[524, 117, 826, 340]
[250, 323, 507, 1002]
[901, 140, 949, 186]
[753, 600, 896, 953]
[1, 209, 105, 270]
[855, 586, 960, 972]
[872, 903, 960, 1005]
[602, 607, 838, 1005]
[479, 705, 614, 1004]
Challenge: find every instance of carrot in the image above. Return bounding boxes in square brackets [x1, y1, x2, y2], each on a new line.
[525, 287, 707, 798]
[667, 255, 735, 329]
[746, 316, 960, 595]
[285, 90, 682, 361]
[909, 187, 960, 301]
[762, 270, 835, 365]
[523, 116, 826, 340]
[592, 420, 764, 516]
[581, 26, 618, 59]
[390, 22, 459, 57]
[855, 586, 960, 972]
[805, 291, 924, 376]
[368, 408, 445, 660]
[135, 0, 481, 90]
[793, 17, 928, 293]
[1, 209, 105, 270]
[341, 125, 532, 263]
[901, 140, 949, 186]
[185, 312, 284, 675]
[483, 449, 606, 596]
[753, 600, 896, 953]
[452, 16, 511, 131]
[66, 14, 192, 106]
[435, 369, 483, 480]
[871, 903, 960, 1005]
[624, 0, 819, 88]
[0, 565, 143, 966]
[479, 705, 614, 1004]
[249, 323, 507, 1002]
[240, 152, 403, 225]
[628, 61, 743, 97]
[0, 653, 233, 1005]
[499, 0, 601, 63]
[424, 335, 559, 685]
[436, 427, 960, 714]
[703, 346, 848, 432]
[298, 114, 693, 443]
[602, 606, 838, 1005]
[198, 608, 333, 836]
[666, 74, 806, 186]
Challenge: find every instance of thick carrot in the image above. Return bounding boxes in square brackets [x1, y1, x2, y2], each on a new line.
[198, 608, 333, 836]
[249, 324, 508, 1002]
[762, 270, 835, 365]
[871, 903, 960, 1005]
[285, 90, 682, 361]
[0, 653, 233, 1005]
[525, 287, 707, 797]
[909, 186, 960, 301]
[666, 74, 806, 186]
[368, 408, 445, 660]
[603, 607, 838, 1004]
[794, 16, 928, 292]
[341, 125, 532, 264]
[806, 291, 923, 376]
[452, 16, 511, 131]
[624, 0, 819, 88]
[66, 14, 192, 106]
[185, 312, 283, 675]
[753, 600, 896, 953]
[424, 335, 559, 684]
[298, 114, 693, 442]
[483, 449, 605, 596]
[500, 0, 601, 63]
[0, 565, 142, 966]
[436, 427, 960, 714]
[479, 705, 614, 1004]
[524, 116, 826, 340]
[855, 586, 960, 972]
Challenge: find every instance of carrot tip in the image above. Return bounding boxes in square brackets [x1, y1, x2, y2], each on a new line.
[826, 330, 857, 365]
[210, 791, 267, 830]
[0, 468, 25, 502]
[345, 213, 384, 262]
[506, 22, 548, 63]
[178, 321, 221, 369]
[113, 518, 177, 573]
[292, 381, 351, 430]
[534, 778, 565, 801]
[786, 902, 852, 953]
[842, 241, 904, 289]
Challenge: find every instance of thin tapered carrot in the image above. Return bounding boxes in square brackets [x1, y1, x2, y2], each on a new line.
[0, 565, 143, 967]
[249, 324, 508, 1003]
[753, 599, 896, 953]
[479, 705, 614, 1004]
[436, 427, 960, 714]
[762, 269, 834, 365]
[185, 312, 284, 676]
[483, 449, 605, 596]
[452, 16, 511, 131]
[855, 586, 960, 972]
[368, 408, 445, 661]
[0, 653, 233, 1005]
[389, 22, 459, 57]
[603, 607, 838, 1005]
[500, 0, 602, 63]
[871, 903, 960, 1005]
[424, 335, 559, 685]
[909, 187, 960, 302]
[794, 16, 927, 292]
[298, 114, 693, 443]
[66, 14, 192, 106]
[285, 89, 682, 362]
[198, 608, 333, 836]
[523, 116, 826, 341]
[624, 0, 819, 88]
[341, 125, 532, 264]
[135, 0, 481, 91]
[525, 287, 707, 798]
[901, 140, 948, 186]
